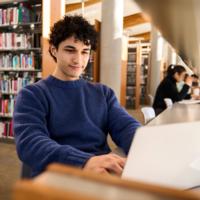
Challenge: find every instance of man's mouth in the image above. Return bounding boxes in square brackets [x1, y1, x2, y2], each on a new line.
[69, 65, 82, 70]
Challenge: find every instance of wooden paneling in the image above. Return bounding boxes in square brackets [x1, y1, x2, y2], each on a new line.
[65, 0, 101, 12]
[42, 38, 56, 78]
[124, 13, 149, 28]
[120, 60, 127, 107]
[135, 44, 141, 109]
[93, 20, 101, 82]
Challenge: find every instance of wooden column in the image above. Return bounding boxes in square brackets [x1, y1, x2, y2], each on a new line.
[135, 43, 141, 109]
[120, 36, 128, 107]
[93, 20, 101, 82]
[42, 0, 65, 78]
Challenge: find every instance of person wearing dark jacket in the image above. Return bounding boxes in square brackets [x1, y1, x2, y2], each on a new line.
[153, 64, 192, 115]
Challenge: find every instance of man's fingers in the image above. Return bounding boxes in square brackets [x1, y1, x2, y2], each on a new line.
[83, 154, 127, 176]
[108, 153, 126, 168]
[105, 162, 123, 175]
[102, 155, 125, 175]
[96, 167, 109, 175]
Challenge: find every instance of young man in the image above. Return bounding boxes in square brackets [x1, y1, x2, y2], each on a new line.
[14, 15, 141, 177]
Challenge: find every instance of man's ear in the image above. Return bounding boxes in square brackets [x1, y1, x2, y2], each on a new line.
[50, 45, 57, 57]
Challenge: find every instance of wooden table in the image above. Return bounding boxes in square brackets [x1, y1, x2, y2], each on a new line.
[148, 103, 200, 126]
[13, 163, 200, 200]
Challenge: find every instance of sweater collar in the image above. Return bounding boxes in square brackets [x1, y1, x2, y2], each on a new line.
[45, 75, 86, 88]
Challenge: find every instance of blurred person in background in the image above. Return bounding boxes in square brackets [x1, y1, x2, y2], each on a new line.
[153, 64, 193, 115]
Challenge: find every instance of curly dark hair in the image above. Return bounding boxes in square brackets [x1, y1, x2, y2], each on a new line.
[48, 15, 98, 62]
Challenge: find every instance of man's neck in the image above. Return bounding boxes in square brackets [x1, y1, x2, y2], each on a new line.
[52, 69, 79, 81]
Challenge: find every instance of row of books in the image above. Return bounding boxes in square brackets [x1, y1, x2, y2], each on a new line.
[0, 75, 34, 94]
[0, 2, 35, 25]
[0, 52, 36, 69]
[126, 96, 135, 109]
[126, 86, 136, 96]
[0, 32, 41, 49]
[128, 53, 136, 62]
[127, 64, 136, 73]
[0, 121, 13, 138]
[127, 73, 136, 86]
[0, 96, 15, 116]
[82, 55, 94, 81]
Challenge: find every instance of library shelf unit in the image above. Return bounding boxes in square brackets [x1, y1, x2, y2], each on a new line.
[126, 41, 151, 109]
[0, 0, 42, 140]
[81, 51, 96, 82]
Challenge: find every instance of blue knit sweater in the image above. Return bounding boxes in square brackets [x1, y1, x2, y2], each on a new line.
[14, 76, 141, 176]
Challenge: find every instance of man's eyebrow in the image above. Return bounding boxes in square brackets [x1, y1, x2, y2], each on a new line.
[64, 45, 76, 49]
[83, 48, 91, 51]
[63, 46, 90, 51]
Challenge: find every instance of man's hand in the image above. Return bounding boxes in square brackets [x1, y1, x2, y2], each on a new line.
[83, 153, 126, 176]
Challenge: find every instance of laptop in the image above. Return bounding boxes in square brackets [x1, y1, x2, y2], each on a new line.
[122, 121, 200, 189]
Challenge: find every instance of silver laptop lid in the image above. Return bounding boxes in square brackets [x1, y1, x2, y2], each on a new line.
[122, 121, 200, 189]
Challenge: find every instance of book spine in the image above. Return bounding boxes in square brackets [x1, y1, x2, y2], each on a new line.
[0, 122, 4, 138]
[0, 9, 2, 26]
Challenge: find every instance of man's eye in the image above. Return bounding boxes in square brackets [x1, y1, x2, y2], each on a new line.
[65, 49, 75, 53]
[82, 51, 89, 55]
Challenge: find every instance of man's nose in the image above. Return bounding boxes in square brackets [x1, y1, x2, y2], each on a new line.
[72, 53, 82, 64]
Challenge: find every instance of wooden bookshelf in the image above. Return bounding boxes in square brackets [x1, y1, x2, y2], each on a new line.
[0, 21, 42, 27]
[0, 113, 13, 118]
[0, 0, 42, 140]
[0, 92, 18, 95]
[125, 42, 151, 109]
[0, 68, 41, 72]
[0, 137, 14, 143]
[0, 48, 41, 52]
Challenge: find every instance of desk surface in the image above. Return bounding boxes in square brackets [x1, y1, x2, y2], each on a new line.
[148, 103, 200, 126]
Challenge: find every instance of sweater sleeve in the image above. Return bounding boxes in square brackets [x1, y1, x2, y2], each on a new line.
[13, 86, 94, 174]
[104, 87, 141, 155]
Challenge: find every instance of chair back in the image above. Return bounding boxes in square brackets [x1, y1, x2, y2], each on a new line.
[148, 94, 154, 106]
[164, 98, 173, 108]
[141, 107, 156, 124]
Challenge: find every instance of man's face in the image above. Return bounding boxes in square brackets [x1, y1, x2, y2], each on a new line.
[52, 36, 91, 81]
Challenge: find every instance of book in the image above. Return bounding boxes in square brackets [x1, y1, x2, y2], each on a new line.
[0, 122, 4, 138]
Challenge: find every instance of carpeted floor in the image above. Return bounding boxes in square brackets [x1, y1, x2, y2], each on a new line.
[0, 109, 144, 200]
[0, 141, 20, 200]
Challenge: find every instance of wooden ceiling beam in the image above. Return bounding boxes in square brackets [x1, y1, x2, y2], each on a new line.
[129, 32, 151, 43]
[130, 32, 151, 40]
[124, 13, 149, 28]
[66, 0, 101, 12]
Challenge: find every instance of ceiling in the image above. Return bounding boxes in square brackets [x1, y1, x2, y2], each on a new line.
[65, 0, 151, 37]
